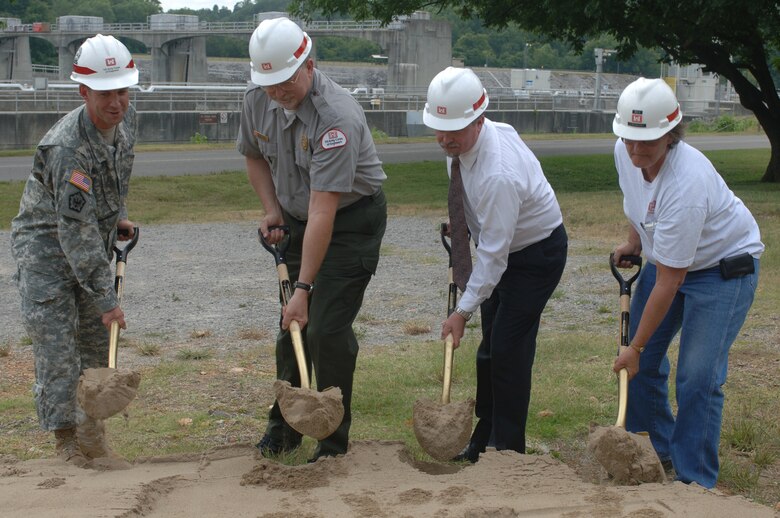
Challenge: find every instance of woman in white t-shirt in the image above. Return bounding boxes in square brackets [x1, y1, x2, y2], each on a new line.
[611, 78, 763, 489]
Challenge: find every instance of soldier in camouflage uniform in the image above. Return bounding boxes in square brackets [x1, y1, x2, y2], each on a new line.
[10, 34, 139, 467]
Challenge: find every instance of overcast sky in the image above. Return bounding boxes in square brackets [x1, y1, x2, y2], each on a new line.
[158, 0, 236, 12]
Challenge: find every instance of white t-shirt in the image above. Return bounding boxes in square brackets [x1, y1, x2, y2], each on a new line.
[614, 139, 764, 271]
[455, 119, 563, 312]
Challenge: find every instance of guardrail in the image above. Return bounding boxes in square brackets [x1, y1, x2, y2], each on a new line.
[0, 81, 749, 118]
[1, 19, 395, 34]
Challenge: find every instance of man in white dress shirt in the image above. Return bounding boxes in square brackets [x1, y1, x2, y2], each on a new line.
[423, 67, 568, 462]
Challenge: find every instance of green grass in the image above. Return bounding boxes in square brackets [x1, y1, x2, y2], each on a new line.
[1, 143, 778, 507]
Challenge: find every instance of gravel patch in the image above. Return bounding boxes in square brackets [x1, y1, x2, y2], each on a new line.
[0, 217, 618, 356]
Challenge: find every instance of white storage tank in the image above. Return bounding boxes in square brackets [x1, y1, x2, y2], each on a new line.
[149, 14, 199, 30]
[57, 16, 104, 32]
[0, 18, 22, 30]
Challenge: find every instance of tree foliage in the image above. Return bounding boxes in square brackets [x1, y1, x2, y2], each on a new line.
[289, 0, 780, 182]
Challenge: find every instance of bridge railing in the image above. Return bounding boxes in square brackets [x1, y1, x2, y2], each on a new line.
[0, 82, 749, 118]
[3, 19, 395, 34]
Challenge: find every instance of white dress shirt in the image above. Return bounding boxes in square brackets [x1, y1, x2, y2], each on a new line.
[454, 118, 563, 312]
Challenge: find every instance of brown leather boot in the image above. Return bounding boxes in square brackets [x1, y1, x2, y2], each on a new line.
[54, 428, 90, 468]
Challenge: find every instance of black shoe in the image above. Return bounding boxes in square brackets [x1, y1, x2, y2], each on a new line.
[255, 434, 300, 457]
[661, 459, 674, 475]
[452, 443, 484, 463]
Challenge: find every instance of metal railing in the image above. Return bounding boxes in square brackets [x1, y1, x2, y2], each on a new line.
[2, 19, 395, 34]
[0, 81, 750, 118]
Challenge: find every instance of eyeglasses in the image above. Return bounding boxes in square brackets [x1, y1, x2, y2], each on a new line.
[262, 66, 303, 92]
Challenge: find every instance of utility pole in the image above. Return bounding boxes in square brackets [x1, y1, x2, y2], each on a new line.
[593, 47, 616, 111]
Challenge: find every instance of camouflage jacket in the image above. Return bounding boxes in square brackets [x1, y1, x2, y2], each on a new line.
[10, 104, 137, 313]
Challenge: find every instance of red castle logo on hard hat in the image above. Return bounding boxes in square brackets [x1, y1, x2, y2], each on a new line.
[437, 106, 447, 115]
[631, 111, 643, 124]
[105, 57, 116, 67]
[262, 63, 272, 71]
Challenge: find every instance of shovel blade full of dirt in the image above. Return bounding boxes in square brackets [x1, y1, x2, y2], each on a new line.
[413, 223, 475, 461]
[587, 254, 664, 485]
[260, 227, 344, 440]
[79, 227, 142, 421]
[413, 334, 474, 461]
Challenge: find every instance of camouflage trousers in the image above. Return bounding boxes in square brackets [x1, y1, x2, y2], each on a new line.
[17, 268, 109, 431]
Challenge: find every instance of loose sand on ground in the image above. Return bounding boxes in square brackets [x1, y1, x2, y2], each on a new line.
[1, 440, 776, 517]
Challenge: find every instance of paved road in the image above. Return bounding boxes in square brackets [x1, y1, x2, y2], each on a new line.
[0, 134, 769, 181]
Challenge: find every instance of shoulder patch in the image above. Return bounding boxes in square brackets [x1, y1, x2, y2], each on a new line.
[321, 129, 348, 150]
[69, 191, 86, 213]
[68, 170, 92, 193]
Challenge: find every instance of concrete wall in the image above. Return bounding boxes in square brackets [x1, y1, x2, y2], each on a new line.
[0, 109, 615, 150]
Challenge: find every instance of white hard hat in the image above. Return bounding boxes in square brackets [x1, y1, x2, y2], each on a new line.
[613, 77, 682, 140]
[249, 17, 312, 86]
[70, 34, 138, 90]
[423, 67, 489, 131]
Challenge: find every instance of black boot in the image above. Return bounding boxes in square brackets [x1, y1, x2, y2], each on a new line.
[452, 442, 485, 463]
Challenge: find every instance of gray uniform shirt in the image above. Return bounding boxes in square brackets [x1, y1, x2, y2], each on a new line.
[11, 104, 137, 313]
[236, 69, 386, 221]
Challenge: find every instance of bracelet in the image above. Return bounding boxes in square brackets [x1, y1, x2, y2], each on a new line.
[630, 343, 645, 354]
[294, 281, 313, 293]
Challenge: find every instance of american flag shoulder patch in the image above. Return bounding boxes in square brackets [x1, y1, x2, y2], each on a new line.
[68, 169, 92, 193]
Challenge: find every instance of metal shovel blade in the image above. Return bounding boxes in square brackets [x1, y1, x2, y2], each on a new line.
[413, 334, 474, 461]
[274, 320, 344, 440]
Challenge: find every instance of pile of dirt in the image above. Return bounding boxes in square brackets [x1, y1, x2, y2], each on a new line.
[1, 441, 775, 517]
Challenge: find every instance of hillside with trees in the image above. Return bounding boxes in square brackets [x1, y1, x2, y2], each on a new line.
[1, 0, 663, 76]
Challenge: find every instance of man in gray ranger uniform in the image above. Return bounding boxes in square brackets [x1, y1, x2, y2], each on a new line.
[237, 16, 387, 462]
[11, 34, 139, 467]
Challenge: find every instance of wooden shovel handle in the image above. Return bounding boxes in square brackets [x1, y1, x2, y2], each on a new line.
[277, 261, 311, 390]
[441, 333, 454, 404]
[615, 363, 628, 428]
[615, 292, 631, 428]
[108, 321, 119, 369]
[289, 320, 310, 390]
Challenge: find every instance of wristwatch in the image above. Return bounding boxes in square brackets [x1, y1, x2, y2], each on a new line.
[294, 281, 314, 294]
[454, 306, 473, 321]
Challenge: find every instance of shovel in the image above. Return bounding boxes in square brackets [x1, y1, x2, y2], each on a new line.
[412, 223, 474, 461]
[587, 253, 664, 484]
[78, 227, 142, 421]
[259, 226, 344, 441]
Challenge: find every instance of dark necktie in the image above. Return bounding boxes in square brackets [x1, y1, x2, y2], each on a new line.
[447, 157, 472, 292]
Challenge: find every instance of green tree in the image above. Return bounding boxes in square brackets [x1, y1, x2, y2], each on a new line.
[290, 0, 780, 182]
[453, 33, 494, 67]
[113, 0, 161, 23]
[52, 0, 116, 22]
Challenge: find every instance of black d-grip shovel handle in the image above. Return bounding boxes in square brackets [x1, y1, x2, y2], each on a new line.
[259, 225, 291, 266]
[440, 223, 457, 317]
[610, 253, 642, 296]
[112, 226, 139, 295]
[258, 226, 293, 304]
[114, 226, 140, 264]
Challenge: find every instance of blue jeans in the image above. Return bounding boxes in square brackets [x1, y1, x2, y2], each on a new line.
[626, 259, 759, 488]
